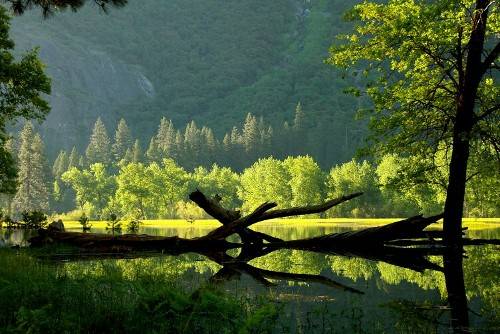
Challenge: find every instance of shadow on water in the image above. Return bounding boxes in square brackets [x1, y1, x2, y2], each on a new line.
[1, 226, 498, 333]
[444, 249, 469, 333]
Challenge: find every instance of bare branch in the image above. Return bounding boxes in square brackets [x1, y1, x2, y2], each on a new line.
[189, 190, 240, 224]
[482, 41, 500, 74]
[203, 201, 278, 240]
[258, 192, 364, 221]
[418, 44, 459, 88]
[204, 192, 363, 240]
[475, 104, 500, 122]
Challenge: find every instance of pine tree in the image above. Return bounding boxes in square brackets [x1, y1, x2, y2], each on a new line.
[222, 133, 232, 166]
[292, 102, 308, 156]
[13, 123, 49, 213]
[293, 102, 306, 131]
[112, 118, 132, 163]
[230, 126, 241, 145]
[230, 126, 243, 170]
[204, 127, 217, 166]
[121, 148, 133, 165]
[242, 113, 259, 162]
[52, 150, 68, 178]
[174, 131, 184, 164]
[67, 147, 79, 170]
[146, 137, 160, 163]
[86, 117, 111, 165]
[4, 137, 16, 157]
[222, 133, 231, 152]
[78, 156, 85, 168]
[184, 121, 201, 169]
[53, 148, 77, 213]
[156, 117, 176, 158]
[131, 139, 142, 163]
[0, 136, 16, 213]
[261, 126, 273, 157]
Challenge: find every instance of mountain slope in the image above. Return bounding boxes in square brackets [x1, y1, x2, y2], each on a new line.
[11, 0, 364, 163]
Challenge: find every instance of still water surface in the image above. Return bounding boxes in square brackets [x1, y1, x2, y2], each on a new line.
[1, 225, 498, 333]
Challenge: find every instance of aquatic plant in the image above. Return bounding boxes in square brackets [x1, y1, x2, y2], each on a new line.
[106, 213, 121, 236]
[78, 213, 92, 232]
[126, 219, 142, 233]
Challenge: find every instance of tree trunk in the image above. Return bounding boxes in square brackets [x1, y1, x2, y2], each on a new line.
[443, 0, 489, 246]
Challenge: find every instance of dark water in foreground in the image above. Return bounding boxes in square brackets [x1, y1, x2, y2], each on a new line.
[1, 225, 499, 333]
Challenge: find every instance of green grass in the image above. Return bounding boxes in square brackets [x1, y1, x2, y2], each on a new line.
[0, 249, 279, 334]
[61, 218, 500, 231]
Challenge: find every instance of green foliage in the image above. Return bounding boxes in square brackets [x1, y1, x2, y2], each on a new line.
[0, 249, 278, 334]
[12, 0, 366, 167]
[12, 123, 50, 214]
[56, 153, 495, 219]
[114, 163, 155, 219]
[0, 5, 50, 195]
[326, 159, 380, 217]
[327, 0, 499, 209]
[106, 212, 121, 235]
[239, 157, 292, 213]
[126, 219, 141, 233]
[375, 154, 444, 216]
[284, 156, 325, 214]
[85, 117, 111, 166]
[61, 163, 116, 218]
[175, 201, 208, 222]
[20, 210, 47, 229]
[112, 118, 133, 163]
[0, 136, 18, 195]
[78, 212, 91, 231]
[192, 164, 241, 210]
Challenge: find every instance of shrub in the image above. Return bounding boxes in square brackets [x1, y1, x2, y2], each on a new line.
[78, 213, 92, 232]
[126, 219, 142, 233]
[20, 211, 48, 229]
[106, 213, 121, 236]
[2, 215, 18, 229]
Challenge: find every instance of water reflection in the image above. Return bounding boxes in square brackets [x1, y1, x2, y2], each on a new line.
[444, 249, 469, 333]
[1, 226, 498, 333]
[0, 229, 37, 247]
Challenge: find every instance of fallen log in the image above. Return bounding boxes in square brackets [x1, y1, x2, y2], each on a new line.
[264, 214, 444, 249]
[29, 228, 241, 253]
[203, 192, 363, 241]
[29, 190, 445, 256]
[189, 190, 282, 244]
[28, 190, 494, 277]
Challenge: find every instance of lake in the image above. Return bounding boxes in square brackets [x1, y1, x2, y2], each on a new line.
[0, 224, 499, 333]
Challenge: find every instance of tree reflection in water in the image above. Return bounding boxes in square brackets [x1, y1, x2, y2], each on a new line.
[1, 228, 498, 333]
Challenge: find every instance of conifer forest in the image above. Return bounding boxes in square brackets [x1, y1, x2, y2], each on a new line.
[0, 1, 498, 333]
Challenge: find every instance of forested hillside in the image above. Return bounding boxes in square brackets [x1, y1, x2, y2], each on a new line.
[11, 0, 364, 164]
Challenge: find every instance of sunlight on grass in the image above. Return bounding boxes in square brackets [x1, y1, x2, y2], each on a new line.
[62, 218, 500, 231]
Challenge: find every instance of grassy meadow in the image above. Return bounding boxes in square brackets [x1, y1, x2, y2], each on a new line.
[59, 218, 500, 231]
